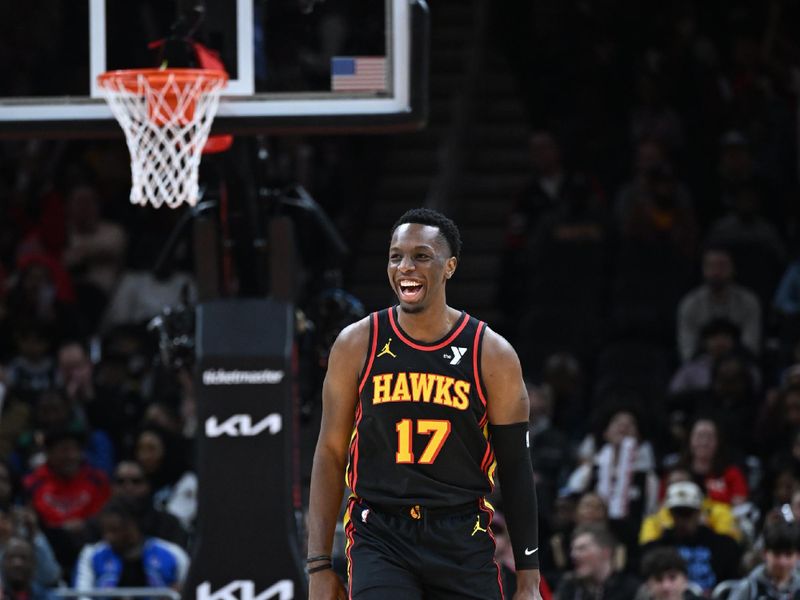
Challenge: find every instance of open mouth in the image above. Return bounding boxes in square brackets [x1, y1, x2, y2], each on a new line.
[398, 280, 424, 301]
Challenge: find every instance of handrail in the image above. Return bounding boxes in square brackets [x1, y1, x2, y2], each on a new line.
[54, 588, 180, 600]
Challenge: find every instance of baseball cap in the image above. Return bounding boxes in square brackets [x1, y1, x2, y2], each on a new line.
[664, 481, 703, 511]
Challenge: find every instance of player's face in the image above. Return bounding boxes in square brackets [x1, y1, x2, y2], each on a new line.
[388, 223, 456, 314]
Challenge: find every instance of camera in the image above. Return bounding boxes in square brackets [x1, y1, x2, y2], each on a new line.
[148, 304, 196, 371]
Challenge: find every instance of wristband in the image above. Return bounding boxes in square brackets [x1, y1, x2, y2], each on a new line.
[306, 554, 332, 564]
[307, 562, 333, 574]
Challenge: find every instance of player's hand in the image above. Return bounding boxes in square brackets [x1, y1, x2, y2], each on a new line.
[308, 568, 347, 600]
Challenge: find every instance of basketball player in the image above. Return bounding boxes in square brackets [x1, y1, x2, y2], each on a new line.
[307, 208, 542, 599]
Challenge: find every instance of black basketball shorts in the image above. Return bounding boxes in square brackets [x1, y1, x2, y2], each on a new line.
[343, 496, 504, 600]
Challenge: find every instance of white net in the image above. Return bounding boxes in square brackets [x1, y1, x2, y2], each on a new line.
[98, 69, 227, 209]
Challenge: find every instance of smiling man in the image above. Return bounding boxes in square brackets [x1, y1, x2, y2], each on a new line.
[556, 524, 640, 600]
[307, 208, 542, 599]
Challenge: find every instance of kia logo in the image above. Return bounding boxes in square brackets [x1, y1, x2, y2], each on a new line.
[205, 414, 283, 438]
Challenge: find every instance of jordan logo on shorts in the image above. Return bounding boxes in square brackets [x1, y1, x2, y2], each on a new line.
[377, 338, 397, 358]
[471, 515, 487, 536]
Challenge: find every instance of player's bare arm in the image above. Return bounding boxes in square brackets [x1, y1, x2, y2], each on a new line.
[307, 317, 370, 600]
[482, 327, 530, 425]
[482, 327, 543, 600]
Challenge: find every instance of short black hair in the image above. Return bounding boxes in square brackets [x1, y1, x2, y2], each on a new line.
[700, 318, 741, 341]
[44, 427, 86, 449]
[391, 208, 462, 262]
[764, 521, 800, 553]
[100, 496, 140, 526]
[641, 547, 688, 579]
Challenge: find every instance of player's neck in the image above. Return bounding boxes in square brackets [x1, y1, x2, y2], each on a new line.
[397, 302, 459, 343]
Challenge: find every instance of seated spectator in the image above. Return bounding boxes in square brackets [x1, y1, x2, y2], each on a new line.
[498, 130, 605, 327]
[5, 321, 55, 404]
[88, 329, 149, 458]
[755, 384, 800, 462]
[62, 183, 127, 327]
[0, 506, 61, 587]
[641, 468, 740, 544]
[574, 492, 627, 572]
[528, 383, 572, 527]
[23, 429, 109, 528]
[2, 536, 56, 600]
[555, 524, 641, 599]
[543, 494, 579, 588]
[541, 353, 586, 436]
[567, 406, 659, 547]
[23, 429, 110, 571]
[614, 138, 676, 224]
[575, 492, 610, 527]
[6, 255, 78, 341]
[75, 497, 189, 591]
[676, 246, 761, 362]
[641, 481, 742, 594]
[55, 340, 95, 412]
[705, 181, 786, 306]
[617, 161, 698, 259]
[669, 319, 759, 394]
[675, 357, 759, 453]
[638, 547, 703, 600]
[11, 389, 114, 477]
[664, 418, 748, 506]
[757, 466, 800, 529]
[85, 460, 187, 549]
[729, 521, 800, 599]
[134, 428, 196, 530]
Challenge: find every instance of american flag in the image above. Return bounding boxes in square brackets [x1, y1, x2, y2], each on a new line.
[331, 56, 387, 92]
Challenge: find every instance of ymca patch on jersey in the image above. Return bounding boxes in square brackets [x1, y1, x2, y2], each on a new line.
[443, 346, 468, 365]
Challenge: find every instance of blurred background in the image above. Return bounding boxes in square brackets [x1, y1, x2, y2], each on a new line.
[1, 0, 800, 598]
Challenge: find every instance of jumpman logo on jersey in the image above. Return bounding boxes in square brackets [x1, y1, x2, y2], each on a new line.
[377, 338, 397, 358]
[471, 515, 487, 536]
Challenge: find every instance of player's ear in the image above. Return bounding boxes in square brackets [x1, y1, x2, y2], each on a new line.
[445, 257, 457, 279]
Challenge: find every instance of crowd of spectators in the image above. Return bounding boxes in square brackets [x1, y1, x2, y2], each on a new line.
[0, 117, 372, 599]
[487, 0, 800, 598]
[0, 135, 202, 597]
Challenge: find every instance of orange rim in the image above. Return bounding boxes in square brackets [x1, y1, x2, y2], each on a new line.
[97, 68, 228, 93]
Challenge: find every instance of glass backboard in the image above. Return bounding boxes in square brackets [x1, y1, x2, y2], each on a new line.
[0, 0, 428, 136]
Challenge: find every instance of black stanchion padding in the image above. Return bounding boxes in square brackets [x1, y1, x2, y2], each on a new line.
[186, 298, 305, 600]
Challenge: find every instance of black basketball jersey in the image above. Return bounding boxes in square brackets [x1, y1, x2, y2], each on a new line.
[346, 306, 496, 507]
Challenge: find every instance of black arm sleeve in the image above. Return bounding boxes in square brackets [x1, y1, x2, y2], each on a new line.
[489, 421, 540, 570]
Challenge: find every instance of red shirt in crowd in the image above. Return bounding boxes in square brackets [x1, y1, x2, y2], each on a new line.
[23, 463, 110, 527]
[703, 465, 748, 505]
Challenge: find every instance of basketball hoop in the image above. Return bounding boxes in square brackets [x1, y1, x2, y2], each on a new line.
[97, 68, 228, 209]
